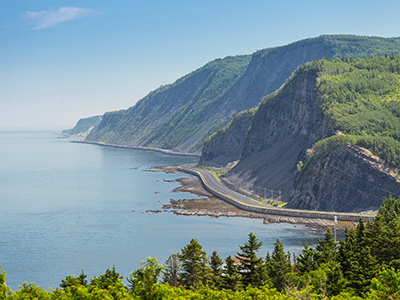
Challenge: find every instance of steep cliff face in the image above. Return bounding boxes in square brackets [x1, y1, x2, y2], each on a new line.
[62, 115, 102, 137]
[86, 35, 400, 155]
[288, 145, 400, 212]
[198, 109, 255, 166]
[225, 67, 335, 202]
[85, 36, 346, 154]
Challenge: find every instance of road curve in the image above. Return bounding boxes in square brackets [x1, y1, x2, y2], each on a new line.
[178, 165, 376, 222]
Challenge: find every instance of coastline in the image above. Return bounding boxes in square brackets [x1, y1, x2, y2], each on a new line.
[76, 140, 201, 158]
[150, 166, 357, 232]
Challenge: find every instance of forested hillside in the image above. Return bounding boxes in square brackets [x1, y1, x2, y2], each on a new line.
[205, 54, 400, 212]
[85, 35, 400, 154]
[62, 115, 102, 136]
[3, 196, 400, 299]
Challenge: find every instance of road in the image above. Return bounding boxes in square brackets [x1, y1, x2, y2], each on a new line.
[181, 166, 273, 208]
[178, 165, 376, 222]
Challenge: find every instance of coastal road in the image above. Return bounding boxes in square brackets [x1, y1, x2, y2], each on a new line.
[180, 165, 272, 208]
[178, 165, 376, 222]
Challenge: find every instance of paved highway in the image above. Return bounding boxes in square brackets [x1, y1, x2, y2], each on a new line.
[182, 166, 272, 208]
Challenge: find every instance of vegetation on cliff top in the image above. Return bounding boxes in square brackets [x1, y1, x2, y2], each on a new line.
[3, 196, 400, 299]
[87, 35, 400, 154]
[297, 55, 400, 171]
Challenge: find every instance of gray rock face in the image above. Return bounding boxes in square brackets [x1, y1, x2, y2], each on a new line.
[288, 145, 400, 212]
[198, 110, 254, 167]
[225, 69, 335, 202]
[85, 37, 334, 154]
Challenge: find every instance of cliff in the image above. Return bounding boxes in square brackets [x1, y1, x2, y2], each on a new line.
[207, 54, 400, 212]
[62, 115, 102, 137]
[198, 109, 255, 166]
[223, 66, 335, 202]
[85, 35, 400, 154]
[287, 145, 400, 212]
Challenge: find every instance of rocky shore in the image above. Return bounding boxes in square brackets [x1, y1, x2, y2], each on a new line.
[149, 166, 357, 231]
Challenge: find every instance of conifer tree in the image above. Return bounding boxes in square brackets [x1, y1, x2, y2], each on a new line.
[222, 255, 242, 291]
[210, 251, 223, 289]
[269, 239, 292, 291]
[178, 239, 210, 289]
[162, 254, 181, 287]
[313, 228, 337, 266]
[237, 232, 267, 287]
[297, 242, 315, 274]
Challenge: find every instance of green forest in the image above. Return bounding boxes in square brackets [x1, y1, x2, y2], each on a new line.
[294, 54, 400, 171]
[2, 196, 400, 299]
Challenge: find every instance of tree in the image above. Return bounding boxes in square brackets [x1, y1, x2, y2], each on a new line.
[313, 228, 337, 266]
[297, 242, 316, 274]
[210, 251, 223, 289]
[222, 255, 242, 291]
[366, 268, 400, 299]
[60, 270, 87, 289]
[178, 239, 210, 289]
[90, 265, 123, 290]
[162, 254, 181, 287]
[237, 232, 267, 287]
[0, 266, 11, 299]
[128, 257, 164, 300]
[269, 239, 292, 291]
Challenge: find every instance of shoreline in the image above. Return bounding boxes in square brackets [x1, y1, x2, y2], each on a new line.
[150, 166, 357, 232]
[76, 140, 201, 158]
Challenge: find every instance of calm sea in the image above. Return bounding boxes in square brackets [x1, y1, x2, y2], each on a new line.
[0, 131, 325, 291]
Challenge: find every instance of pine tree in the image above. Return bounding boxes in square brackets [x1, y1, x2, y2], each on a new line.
[269, 239, 292, 291]
[162, 254, 181, 287]
[222, 255, 242, 291]
[314, 228, 337, 266]
[210, 251, 223, 289]
[178, 239, 210, 289]
[297, 242, 315, 274]
[237, 232, 267, 287]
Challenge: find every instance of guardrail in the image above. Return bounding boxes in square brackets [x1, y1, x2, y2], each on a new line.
[178, 166, 375, 222]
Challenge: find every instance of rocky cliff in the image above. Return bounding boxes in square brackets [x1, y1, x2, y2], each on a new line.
[85, 35, 400, 154]
[62, 115, 102, 137]
[287, 145, 400, 212]
[198, 109, 255, 166]
[204, 54, 400, 212]
[223, 66, 335, 202]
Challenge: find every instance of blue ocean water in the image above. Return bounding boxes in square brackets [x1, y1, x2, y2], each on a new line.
[0, 131, 324, 291]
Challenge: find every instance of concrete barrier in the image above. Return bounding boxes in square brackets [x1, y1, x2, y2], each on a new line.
[178, 166, 375, 222]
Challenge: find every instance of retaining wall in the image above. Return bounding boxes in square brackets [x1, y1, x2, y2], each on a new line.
[178, 166, 375, 222]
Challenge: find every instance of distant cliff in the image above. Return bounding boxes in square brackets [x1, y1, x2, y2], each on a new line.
[62, 115, 102, 137]
[86, 35, 400, 154]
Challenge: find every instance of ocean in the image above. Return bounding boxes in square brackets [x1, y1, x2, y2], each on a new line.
[0, 131, 324, 291]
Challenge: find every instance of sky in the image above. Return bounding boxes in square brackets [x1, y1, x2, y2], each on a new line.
[1, 0, 400, 130]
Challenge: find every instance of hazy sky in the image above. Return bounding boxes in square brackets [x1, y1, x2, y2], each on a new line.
[1, 0, 400, 130]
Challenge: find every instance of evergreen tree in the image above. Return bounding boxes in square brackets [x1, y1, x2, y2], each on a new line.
[178, 239, 210, 289]
[222, 255, 242, 291]
[210, 251, 223, 289]
[162, 254, 181, 287]
[237, 232, 267, 287]
[297, 242, 315, 274]
[313, 228, 337, 266]
[269, 239, 292, 291]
